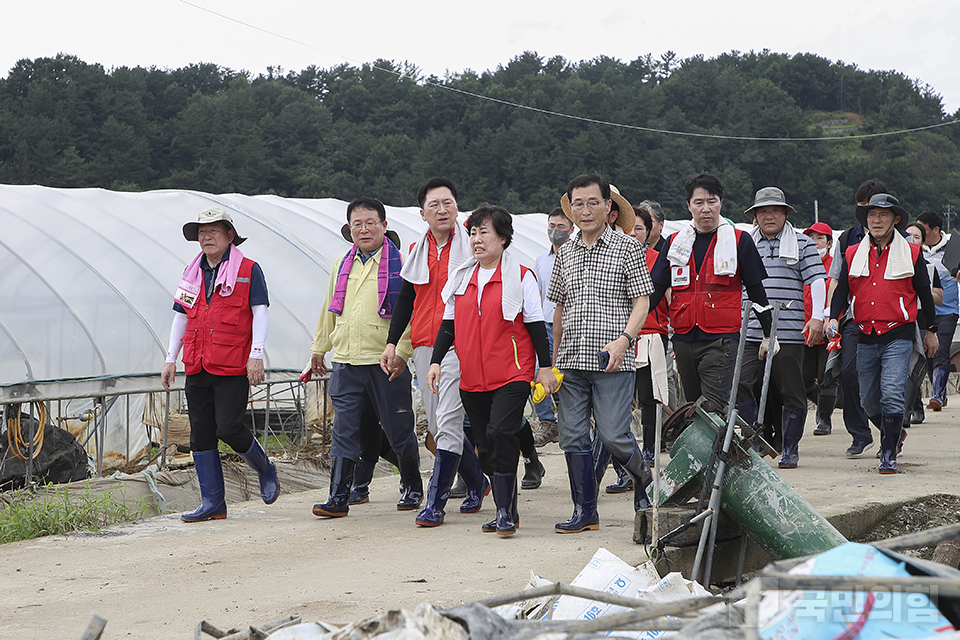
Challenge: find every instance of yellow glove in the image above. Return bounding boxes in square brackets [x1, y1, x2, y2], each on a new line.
[531, 367, 564, 403]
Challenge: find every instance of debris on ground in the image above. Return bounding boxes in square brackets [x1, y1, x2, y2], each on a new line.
[855, 494, 960, 561]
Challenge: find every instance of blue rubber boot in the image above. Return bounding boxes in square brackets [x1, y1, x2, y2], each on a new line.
[241, 438, 280, 504]
[737, 400, 758, 429]
[555, 451, 600, 534]
[778, 407, 806, 469]
[313, 457, 356, 518]
[879, 414, 905, 474]
[416, 449, 461, 527]
[182, 450, 227, 522]
[349, 460, 377, 505]
[489, 472, 518, 536]
[396, 455, 424, 511]
[591, 435, 612, 492]
[605, 461, 634, 493]
[621, 446, 653, 511]
[932, 368, 950, 408]
[458, 436, 490, 513]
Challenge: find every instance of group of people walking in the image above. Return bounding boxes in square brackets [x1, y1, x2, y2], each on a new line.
[162, 170, 956, 532]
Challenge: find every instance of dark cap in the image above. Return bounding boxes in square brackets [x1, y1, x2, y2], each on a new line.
[855, 193, 908, 231]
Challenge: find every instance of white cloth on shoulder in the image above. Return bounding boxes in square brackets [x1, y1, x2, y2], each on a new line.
[442, 249, 524, 321]
[751, 221, 799, 264]
[635, 334, 668, 405]
[849, 231, 914, 280]
[400, 226, 471, 285]
[667, 221, 738, 276]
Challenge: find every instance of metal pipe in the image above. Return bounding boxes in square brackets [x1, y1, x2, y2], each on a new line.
[125, 394, 130, 465]
[27, 401, 35, 488]
[691, 299, 751, 583]
[263, 383, 271, 448]
[704, 302, 781, 588]
[161, 391, 170, 470]
[652, 403, 662, 549]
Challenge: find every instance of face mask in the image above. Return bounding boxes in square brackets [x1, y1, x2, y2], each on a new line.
[548, 228, 570, 245]
[818, 246, 828, 258]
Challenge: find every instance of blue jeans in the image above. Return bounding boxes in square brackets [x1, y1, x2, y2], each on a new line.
[532, 322, 557, 423]
[857, 339, 913, 417]
[557, 369, 636, 463]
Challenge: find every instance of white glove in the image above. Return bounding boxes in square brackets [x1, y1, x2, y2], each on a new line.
[759, 336, 780, 360]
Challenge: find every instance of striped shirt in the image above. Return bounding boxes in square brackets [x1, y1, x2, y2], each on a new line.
[746, 229, 826, 343]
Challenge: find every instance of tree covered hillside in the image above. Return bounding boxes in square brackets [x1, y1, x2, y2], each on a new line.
[1, 50, 958, 228]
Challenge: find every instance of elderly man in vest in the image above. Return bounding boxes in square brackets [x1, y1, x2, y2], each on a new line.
[648, 173, 773, 416]
[735, 188, 826, 469]
[161, 207, 278, 522]
[379, 177, 491, 527]
[827, 194, 939, 474]
[311, 197, 422, 517]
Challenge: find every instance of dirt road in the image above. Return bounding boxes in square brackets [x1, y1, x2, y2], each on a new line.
[3, 405, 959, 639]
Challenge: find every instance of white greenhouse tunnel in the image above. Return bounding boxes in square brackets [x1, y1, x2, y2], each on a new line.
[0, 184, 594, 466]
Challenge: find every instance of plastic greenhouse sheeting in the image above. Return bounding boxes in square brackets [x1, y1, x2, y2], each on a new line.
[0, 184, 563, 399]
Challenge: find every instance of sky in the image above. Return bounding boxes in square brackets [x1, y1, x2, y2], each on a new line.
[3, 0, 959, 117]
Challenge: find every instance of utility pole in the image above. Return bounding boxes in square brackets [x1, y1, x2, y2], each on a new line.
[814, 199, 819, 224]
[944, 204, 955, 234]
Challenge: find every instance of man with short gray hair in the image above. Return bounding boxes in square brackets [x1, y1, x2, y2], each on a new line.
[638, 200, 665, 251]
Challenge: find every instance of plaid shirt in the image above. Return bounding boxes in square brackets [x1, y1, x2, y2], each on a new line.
[547, 227, 653, 371]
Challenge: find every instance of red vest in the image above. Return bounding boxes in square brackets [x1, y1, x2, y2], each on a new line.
[670, 229, 744, 335]
[182, 258, 255, 376]
[845, 241, 920, 336]
[409, 233, 452, 349]
[641, 246, 669, 335]
[454, 263, 536, 393]
[803, 254, 832, 345]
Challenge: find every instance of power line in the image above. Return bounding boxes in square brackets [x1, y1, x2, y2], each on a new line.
[178, 0, 960, 143]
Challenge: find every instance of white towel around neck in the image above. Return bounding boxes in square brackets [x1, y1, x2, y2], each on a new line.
[400, 226, 472, 285]
[751, 220, 799, 264]
[849, 231, 914, 280]
[667, 221, 738, 276]
[442, 249, 524, 321]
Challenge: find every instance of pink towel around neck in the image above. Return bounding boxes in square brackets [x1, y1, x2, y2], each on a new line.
[174, 247, 245, 309]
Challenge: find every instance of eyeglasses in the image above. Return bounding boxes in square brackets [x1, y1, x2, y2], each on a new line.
[350, 220, 382, 231]
[570, 199, 608, 213]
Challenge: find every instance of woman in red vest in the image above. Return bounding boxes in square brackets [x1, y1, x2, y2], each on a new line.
[427, 204, 557, 535]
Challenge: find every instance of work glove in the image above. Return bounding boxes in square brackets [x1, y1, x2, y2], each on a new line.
[531, 367, 564, 403]
[758, 336, 780, 360]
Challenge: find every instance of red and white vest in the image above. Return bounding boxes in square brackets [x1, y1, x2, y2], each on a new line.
[182, 258, 254, 376]
[845, 241, 920, 336]
[670, 230, 744, 335]
[454, 263, 536, 393]
[409, 234, 451, 349]
[641, 246, 669, 336]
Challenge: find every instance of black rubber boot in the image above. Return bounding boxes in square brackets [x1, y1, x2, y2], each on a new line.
[555, 451, 600, 533]
[521, 448, 545, 490]
[813, 389, 836, 436]
[621, 446, 653, 511]
[313, 457, 356, 518]
[396, 455, 424, 511]
[641, 423, 657, 466]
[349, 459, 377, 505]
[182, 450, 227, 522]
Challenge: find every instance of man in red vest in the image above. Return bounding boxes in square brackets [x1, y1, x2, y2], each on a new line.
[648, 173, 773, 416]
[379, 177, 491, 527]
[162, 207, 278, 522]
[827, 194, 939, 474]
